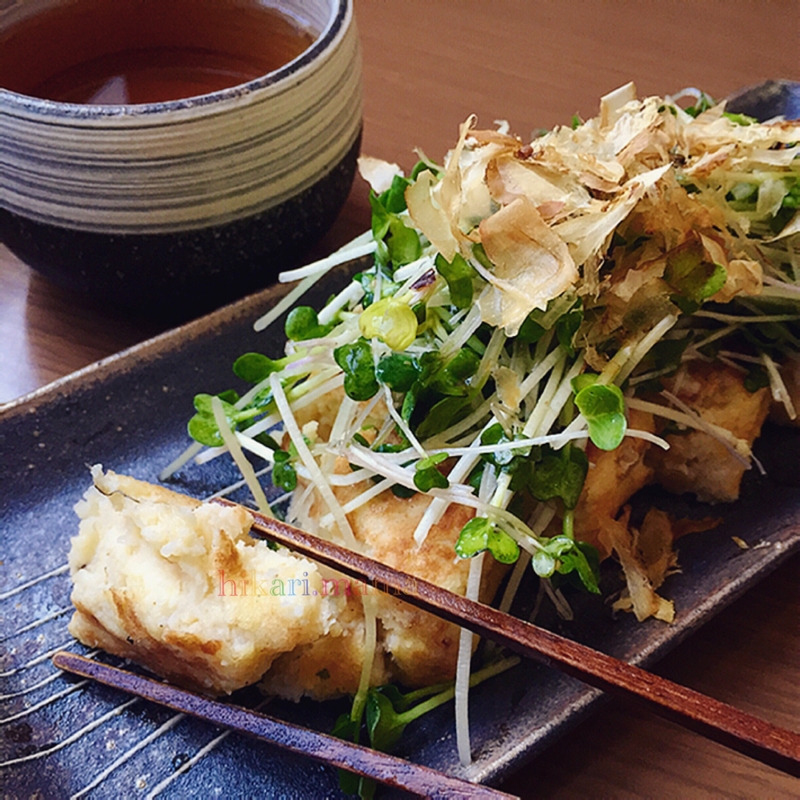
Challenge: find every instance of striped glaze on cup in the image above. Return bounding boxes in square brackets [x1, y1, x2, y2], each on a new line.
[0, 0, 362, 318]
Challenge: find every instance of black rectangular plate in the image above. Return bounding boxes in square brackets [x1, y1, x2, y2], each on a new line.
[1, 81, 799, 798]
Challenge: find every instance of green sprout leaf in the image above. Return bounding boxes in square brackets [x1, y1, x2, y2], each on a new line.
[516, 313, 546, 344]
[525, 446, 589, 510]
[386, 217, 422, 266]
[723, 111, 757, 126]
[232, 352, 287, 384]
[188, 393, 240, 446]
[272, 450, 297, 492]
[285, 306, 333, 341]
[369, 188, 422, 269]
[354, 268, 398, 308]
[435, 252, 476, 310]
[376, 353, 420, 393]
[455, 517, 520, 564]
[427, 348, 481, 396]
[684, 91, 715, 118]
[555, 303, 583, 356]
[480, 423, 516, 467]
[665, 240, 727, 303]
[571, 372, 598, 394]
[413, 453, 449, 492]
[471, 242, 493, 270]
[366, 691, 407, 753]
[531, 537, 601, 593]
[378, 174, 411, 214]
[574, 383, 627, 451]
[744, 364, 771, 393]
[415, 395, 473, 439]
[531, 550, 557, 578]
[369, 191, 392, 240]
[333, 656, 519, 797]
[558, 540, 601, 594]
[334, 339, 379, 401]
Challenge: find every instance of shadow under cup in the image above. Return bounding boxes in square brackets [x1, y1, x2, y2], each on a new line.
[0, 0, 362, 320]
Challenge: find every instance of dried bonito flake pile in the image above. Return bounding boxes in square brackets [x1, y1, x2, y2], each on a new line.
[219, 81, 797, 626]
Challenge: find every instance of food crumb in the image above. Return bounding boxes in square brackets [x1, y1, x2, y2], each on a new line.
[731, 536, 749, 550]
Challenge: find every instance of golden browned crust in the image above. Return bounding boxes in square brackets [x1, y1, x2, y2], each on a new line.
[261, 458, 508, 697]
[648, 362, 771, 503]
[573, 408, 656, 560]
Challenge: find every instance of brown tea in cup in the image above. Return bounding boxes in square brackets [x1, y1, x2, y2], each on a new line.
[0, 0, 314, 104]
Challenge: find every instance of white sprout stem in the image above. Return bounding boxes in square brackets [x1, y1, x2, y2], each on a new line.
[760, 351, 797, 419]
[474, 328, 508, 389]
[396, 254, 437, 294]
[683, 324, 737, 357]
[210, 397, 273, 515]
[488, 471, 513, 514]
[427, 395, 495, 446]
[344, 391, 384, 445]
[715, 355, 749, 373]
[254, 273, 326, 333]
[440, 304, 483, 361]
[516, 347, 565, 405]
[628, 365, 683, 387]
[661, 389, 751, 467]
[412, 418, 499, 547]
[317, 281, 365, 325]
[522, 353, 567, 437]
[384, 385, 428, 458]
[352, 594, 378, 728]
[158, 440, 203, 481]
[318, 478, 396, 528]
[197, 372, 345, 463]
[543, 579, 574, 621]
[758, 284, 800, 301]
[426, 430, 590, 458]
[536, 356, 585, 436]
[455, 552, 484, 767]
[627, 396, 751, 466]
[625, 429, 670, 449]
[762, 274, 800, 295]
[323, 395, 360, 476]
[717, 350, 763, 365]
[206, 465, 275, 501]
[234, 433, 278, 464]
[232, 434, 378, 486]
[277, 236, 375, 283]
[269, 374, 356, 546]
[371, 414, 397, 448]
[614, 315, 679, 386]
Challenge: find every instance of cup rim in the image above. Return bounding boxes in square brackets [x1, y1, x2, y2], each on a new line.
[0, 0, 349, 118]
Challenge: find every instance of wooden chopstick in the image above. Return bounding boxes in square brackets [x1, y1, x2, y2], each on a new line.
[213, 498, 800, 778]
[52, 651, 516, 800]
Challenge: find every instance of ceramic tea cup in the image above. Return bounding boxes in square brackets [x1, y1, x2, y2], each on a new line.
[0, 0, 362, 319]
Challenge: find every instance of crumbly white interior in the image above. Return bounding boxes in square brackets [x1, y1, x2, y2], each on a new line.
[69, 466, 345, 695]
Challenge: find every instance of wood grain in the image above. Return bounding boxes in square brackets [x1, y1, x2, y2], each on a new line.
[52, 652, 515, 800]
[1, 0, 798, 795]
[227, 499, 800, 778]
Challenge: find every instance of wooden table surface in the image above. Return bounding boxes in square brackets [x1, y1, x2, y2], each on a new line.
[1, 1, 798, 796]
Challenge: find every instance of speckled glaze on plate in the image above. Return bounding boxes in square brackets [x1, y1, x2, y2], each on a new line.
[1, 83, 798, 798]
